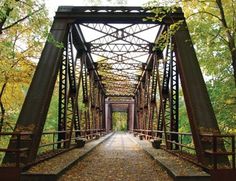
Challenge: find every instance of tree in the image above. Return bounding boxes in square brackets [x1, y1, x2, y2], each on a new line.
[0, 0, 45, 34]
[145, 0, 236, 133]
[182, 0, 236, 84]
[181, 0, 236, 133]
[0, 0, 50, 131]
[146, 0, 236, 84]
[113, 112, 127, 131]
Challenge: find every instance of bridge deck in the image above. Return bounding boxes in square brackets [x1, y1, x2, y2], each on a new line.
[59, 132, 171, 181]
[21, 132, 210, 181]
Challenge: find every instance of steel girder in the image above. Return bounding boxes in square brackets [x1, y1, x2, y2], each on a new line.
[84, 22, 157, 96]
[155, 36, 179, 149]
[174, 21, 229, 165]
[56, 6, 184, 24]
[4, 19, 69, 164]
[58, 26, 82, 148]
[58, 6, 183, 97]
[58, 24, 107, 148]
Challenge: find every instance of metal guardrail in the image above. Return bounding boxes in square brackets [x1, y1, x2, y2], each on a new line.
[132, 129, 236, 170]
[39, 129, 106, 151]
[0, 132, 32, 167]
[133, 129, 194, 151]
[0, 129, 106, 168]
[202, 134, 235, 170]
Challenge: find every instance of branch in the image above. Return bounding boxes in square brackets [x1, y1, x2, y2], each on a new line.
[218, 34, 229, 45]
[209, 27, 222, 43]
[186, 11, 222, 22]
[2, 7, 43, 31]
[216, 0, 228, 28]
[12, 33, 19, 59]
[4, 121, 15, 131]
[0, 82, 7, 131]
[10, 44, 37, 69]
[192, 14, 228, 45]
[232, 0, 236, 38]
[0, 0, 20, 34]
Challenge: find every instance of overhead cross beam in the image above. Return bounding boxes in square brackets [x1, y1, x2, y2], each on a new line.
[56, 6, 184, 24]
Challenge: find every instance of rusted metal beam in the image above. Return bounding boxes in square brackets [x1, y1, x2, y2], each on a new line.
[4, 19, 69, 164]
[169, 39, 179, 149]
[56, 6, 184, 24]
[58, 26, 81, 148]
[174, 20, 229, 165]
[72, 24, 106, 95]
[105, 101, 134, 104]
[134, 25, 166, 94]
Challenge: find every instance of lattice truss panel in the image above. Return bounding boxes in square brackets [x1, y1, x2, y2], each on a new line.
[79, 23, 160, 96]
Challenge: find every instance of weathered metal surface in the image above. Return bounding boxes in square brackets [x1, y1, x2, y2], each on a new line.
[0, 167, 20, 181]
[58, 25, 81, 148]
[4, 19, 69, 164]
[210, 170, 236, 181]
[174, 21, 228, 165]
[56, 6, 184, 24]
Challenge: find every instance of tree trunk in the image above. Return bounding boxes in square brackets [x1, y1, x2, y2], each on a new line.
[0, 83, 7, 132]
[231, 48, 236, 86]
[216, 0, 236, 85]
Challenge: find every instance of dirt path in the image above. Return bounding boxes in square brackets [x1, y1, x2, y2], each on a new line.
[59, 132, 172, 181]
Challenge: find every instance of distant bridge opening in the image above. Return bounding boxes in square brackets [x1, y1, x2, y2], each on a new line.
[112, 112, 127, 131]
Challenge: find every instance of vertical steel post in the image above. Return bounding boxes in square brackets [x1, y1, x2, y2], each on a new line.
[134, 95, 138, 130]
[169, 38, 179, 149]
[58, 42, 68, 148]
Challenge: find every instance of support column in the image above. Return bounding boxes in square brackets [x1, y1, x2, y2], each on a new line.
[174, 21, 228, 164]
[4, 19, 69, 164]
[127, 104, 130, 131]
[129, 101, 135, 131]
[105, 99, 109, 132]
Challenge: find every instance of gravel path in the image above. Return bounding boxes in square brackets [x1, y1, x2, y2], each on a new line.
[59, 132, 172, 181]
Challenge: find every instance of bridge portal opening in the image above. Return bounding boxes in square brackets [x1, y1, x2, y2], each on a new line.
[111, 103, 129, 131]
[105, 98, 134, 132]
[112, 112, 127, 131]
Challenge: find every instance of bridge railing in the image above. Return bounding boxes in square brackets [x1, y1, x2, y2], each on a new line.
[39, 129, 106, 153]
[0, 129, 106, 167]
[132, 129, 236, 170]
[0, 132, 32, 167]
[133, 129, 195, 152]
[201, 134, 235, 170]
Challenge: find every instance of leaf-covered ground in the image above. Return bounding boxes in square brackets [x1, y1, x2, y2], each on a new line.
[59, 132, 172, 181]
[130, 135, 210, 177]
[26, 133, 112, 174]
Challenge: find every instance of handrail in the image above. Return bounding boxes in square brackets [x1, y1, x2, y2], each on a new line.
[0, 128, 107, 168]
[200, 134, 235, 170]
[132, 129, 236, 170]
[0, 133, 32, 168]
[0, 132, 33, 136]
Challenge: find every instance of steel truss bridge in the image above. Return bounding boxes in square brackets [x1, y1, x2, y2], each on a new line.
[0, 6, 235, 180]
